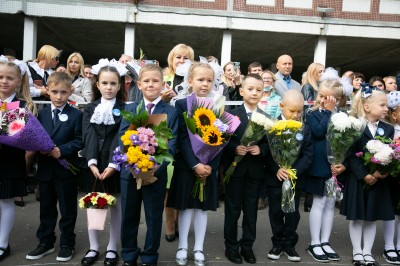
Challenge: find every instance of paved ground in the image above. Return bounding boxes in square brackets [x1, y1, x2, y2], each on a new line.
[3, 191, 392, 266]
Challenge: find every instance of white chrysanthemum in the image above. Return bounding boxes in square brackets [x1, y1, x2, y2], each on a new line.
[373, 145, 393, 166]
[366, 140, 385, 154]
[349, 116, 363, 131]
[331, 113, 352, 132]
[264, 118, 274, 130]
[250, 112, 265, 125]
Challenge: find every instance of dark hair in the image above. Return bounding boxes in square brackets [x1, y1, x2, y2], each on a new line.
[84, 64, 92, 69]
[369, 76, 385, 90]
[91, 66, 127, 102]
[349, 72, 365, 83]
[248, 62, 262, 73]
[56, 64, 66, 69]
[242, 73, 263, 87]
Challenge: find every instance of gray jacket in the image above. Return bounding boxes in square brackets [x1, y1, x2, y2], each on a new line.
[69, 75, 92, 110]
[274, 72, 301, 98]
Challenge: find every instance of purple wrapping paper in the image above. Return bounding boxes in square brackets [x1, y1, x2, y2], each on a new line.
[187, 129, 229, 164]
[0, 112, 70, 169]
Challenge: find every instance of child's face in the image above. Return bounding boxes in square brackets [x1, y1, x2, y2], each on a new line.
[239, 78, 263, 107]
[392, 108, 400, 125]
[138, 71, 164, 102]
[280, 100, 303, 121]
[97, 71, 120, 100]
[0, 65, 21, 98]
[47, 83, 72, 108]
[188, 67, 214, 98]
[364, 94, 388, 121]
[316, 87, 340, 110]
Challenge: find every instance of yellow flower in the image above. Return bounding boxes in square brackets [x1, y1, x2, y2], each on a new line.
[79, 202, 85, 209]
[137, 161, 143, 168]
[148, 162, 154, 168]
[202, 126, 224, 146]
[142, 167, 148, 172]
[193, 108, 216, 130]
[127, 156, 138, 164]
[142, 159, 150, 167]
[124, 139, 132, 146]
[91, 196, 97, 205]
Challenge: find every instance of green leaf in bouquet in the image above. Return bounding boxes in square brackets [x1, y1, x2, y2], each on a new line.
[160, 130, 175, 139]
[140, 110, 149, 125]
[156, 136, 168, 150]
[121, 111, 135, 123]
[155, 152, 174, 164]
[186, 118, 197, 135]
[136, 101, 143, 117]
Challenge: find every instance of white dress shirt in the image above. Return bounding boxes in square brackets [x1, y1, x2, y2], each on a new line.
[244, 104, 256, 120]
[367, 120, 379, 137]
[144, 96, 162, 113]
[1, 92, 16, 103]
[51, 103, 66, 119]
[27, 62, 54, 98]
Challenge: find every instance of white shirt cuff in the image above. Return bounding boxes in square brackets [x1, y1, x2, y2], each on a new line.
[88, 159, 97, 167]
[30, 87, 42, 98]
[192, 163, 200, 170]
[108, 163, 118, 169]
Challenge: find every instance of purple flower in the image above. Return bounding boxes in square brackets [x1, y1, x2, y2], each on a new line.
[132, 139, 141, 145]
[130, 134, 139, 141]
[355, 152, 363, 157]
[134, 167, 141, 174]
[213, 119, 229, 133]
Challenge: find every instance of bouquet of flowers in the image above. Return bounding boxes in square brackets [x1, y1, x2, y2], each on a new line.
[267, 119, 303, 213]
[113, 101, 175, 189]
[224, 108, 273, 183]
[79, 191, 117, 230]
[184, 93, 241, 201]
[357, 137, 395, 190]
[0, 102, 79, 174]
[325, 109, 366, 200]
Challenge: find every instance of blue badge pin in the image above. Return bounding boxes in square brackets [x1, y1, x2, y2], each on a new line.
[59, 114, 68, 122]
[296, 133, 303, 141]
[113, 109, 121, 117]
[377, 128, 384, 136]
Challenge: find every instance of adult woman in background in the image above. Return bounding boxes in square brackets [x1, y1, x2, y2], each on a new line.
[384, 76, 398, 93]
[220, 62, 242, 101]
[65, 52, 92, 109]
[369, 76, 386, 92]
[258, 70, 282, 119]
[348, 73, 364, 101]
[301, 63, 325, 101]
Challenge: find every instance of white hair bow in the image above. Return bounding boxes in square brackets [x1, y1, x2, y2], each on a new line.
[0, 55, 29, 76]
[320, 67, 353, 97]
[91, 58, 128, 77]
[387, 91, 400, 109]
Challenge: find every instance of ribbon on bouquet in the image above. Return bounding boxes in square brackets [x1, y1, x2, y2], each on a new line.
[281, 166, 298, 201]
[331, 174, 344, 192]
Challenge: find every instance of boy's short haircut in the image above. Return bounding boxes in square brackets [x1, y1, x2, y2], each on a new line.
[242, 74, 263, 87]
[47, 72, 72, 90]
[139, 63, 164, 81]
[248, 62, 262, 73]
[84, 64, 92, 69]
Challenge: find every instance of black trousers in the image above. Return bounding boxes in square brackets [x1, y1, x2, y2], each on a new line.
[224, 173, 262, 251]
[37, 173, 78, 247]
[266, 186, 301, 250]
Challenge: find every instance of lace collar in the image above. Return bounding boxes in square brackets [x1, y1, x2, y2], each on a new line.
[90, 97, 117, 125]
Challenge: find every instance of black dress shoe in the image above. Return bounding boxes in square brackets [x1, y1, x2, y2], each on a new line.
[305, 244, 329, 263]
[26, 243, 55, 260]
[0, 245, 10, 262]
[122, 260, 137, 266]
[14, 200, 24, 207]
[219, 192, 225, 201]
[165, 233, 176, 242]
[321, 242, 340, 261]
[225, 249, 242, 264]
[284, 249, 301, 262]
[175, 231, 179, 238]
[104, 250, 119, 266]
[81, 249, 99, 266]
[352, 253, 364, 266]
[363, 254, 379, 266]
[267, 248, 283, 260]
[240, 249, 256, 264]
[383, 250, 399, 264]
[27, 188, 35, 194]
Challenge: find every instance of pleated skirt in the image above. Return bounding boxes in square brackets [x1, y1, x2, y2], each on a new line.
[0, 177, 27, 199]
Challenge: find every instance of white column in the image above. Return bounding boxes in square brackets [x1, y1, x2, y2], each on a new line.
[314, 36, 327, 66]
[124, 24, 135, 58]
[221, 30, 232, 66]
[23, 16, 37, 61]
[269, 63, 277, 73]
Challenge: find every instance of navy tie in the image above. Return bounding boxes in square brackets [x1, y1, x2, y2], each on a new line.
[247, 112, 252, 120]
[53, 109, 60, 126]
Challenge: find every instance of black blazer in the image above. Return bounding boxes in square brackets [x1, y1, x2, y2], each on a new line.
[265, 115, 314, 188]
[37, 104, 83, 181]
[173, 98, 222, 171]
[0, 96, 27, 179]
[80, 99, 125, 171]
[222, 104, 269, 179]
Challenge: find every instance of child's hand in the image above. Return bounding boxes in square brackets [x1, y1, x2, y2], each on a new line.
[40, 151, 49, 154]
[100, 167, 116, 180]
[89, 164, 101, 179]
[49, 147, 61, 158]
[363, 174, 377, 186]
[236, 145, 247, 156]
[277, 168, 290, 181]
[324, 96, 337, 112]
[247, 145, 260, 156]
[373, 171, 388, 179]
[331, 164, 346, 176]
[194, 164, 211, 180]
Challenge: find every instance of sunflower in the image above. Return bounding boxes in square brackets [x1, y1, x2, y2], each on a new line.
[193, 108, 216, 130]
[202, 126, 224, 146]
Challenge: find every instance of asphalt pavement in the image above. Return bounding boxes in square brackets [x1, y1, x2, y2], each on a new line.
[3, 191, 392, 266]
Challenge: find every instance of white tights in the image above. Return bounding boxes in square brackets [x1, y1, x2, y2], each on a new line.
[349, 220, 377, 261]
[309, 195, 336, 255]
[383, 216, 400, 257]
[176, 209, 207, 261]
[0, 199, 15, 255]
[85, 194, 122, 259]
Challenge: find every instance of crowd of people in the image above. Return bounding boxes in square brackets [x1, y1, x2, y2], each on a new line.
[0, 42, 400, 266]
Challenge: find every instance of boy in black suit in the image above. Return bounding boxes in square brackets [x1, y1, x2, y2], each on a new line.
[224, 74, 269, 264]
[265, 90, 313, 262]
[26, 72, 83, 262]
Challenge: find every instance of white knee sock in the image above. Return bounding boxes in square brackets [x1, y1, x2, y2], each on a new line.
[0, 199, 15, 255]
[396, 216, 400, 251]
[349, 220, 364, 261]
[362, 221, 377, 262]
[320, 197, 336, 254]
[309, 195, 326, 255]
[106, 194, 122, 259]
[86, 229, 99, 258]
[193, 209, 207, 261]
[177, 209, 193, 259]
[383, 219, 397, 257]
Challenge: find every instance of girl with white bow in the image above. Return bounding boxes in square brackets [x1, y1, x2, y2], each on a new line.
[79, 59, 127, 266]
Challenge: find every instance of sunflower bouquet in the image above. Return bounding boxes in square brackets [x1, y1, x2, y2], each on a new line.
[267, 119, 304, 213]
[183, 93, 240, 202]
[113, 101, 176, 189]
[223, 109, 274, 183]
